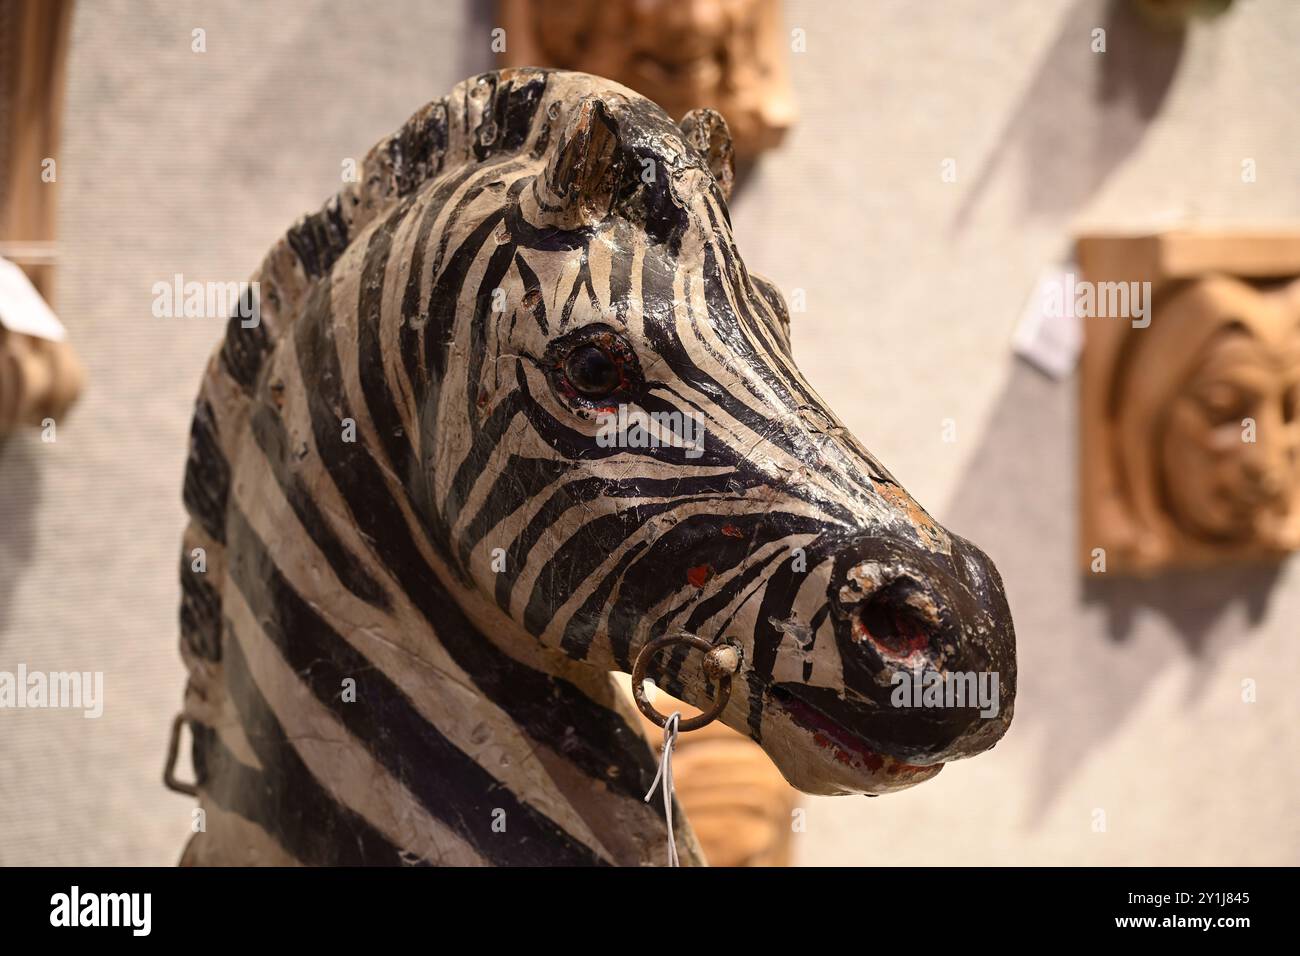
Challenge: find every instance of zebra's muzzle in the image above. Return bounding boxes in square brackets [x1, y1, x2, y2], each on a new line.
[751, 530, 1016, 795]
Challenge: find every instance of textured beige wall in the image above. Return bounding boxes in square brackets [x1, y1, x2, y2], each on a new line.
[0, 0, 1295, 865]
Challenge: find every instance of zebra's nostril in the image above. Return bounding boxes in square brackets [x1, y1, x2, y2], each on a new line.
[851, 579, 939, 660]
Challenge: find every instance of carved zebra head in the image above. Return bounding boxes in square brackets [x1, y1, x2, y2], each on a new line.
[175, 68, 1017, 866]
[424, 71, 1017, 797]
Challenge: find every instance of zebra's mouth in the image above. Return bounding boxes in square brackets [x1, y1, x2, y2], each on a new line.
[767, 683, 943, 794]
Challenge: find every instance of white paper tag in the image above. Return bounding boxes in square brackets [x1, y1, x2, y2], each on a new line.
[0, 257, 67, 342]
[1012, 264, 1081, 379]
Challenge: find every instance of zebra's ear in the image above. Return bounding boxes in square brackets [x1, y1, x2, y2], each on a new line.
[679, 108, 735, 203]
[525, 96, 623, 230]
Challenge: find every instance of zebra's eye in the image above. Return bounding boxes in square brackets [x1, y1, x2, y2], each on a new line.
[564, 345, 621, 398]
[545, 325, 642, 408]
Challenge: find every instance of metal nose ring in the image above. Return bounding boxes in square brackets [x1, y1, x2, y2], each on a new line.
[631, 633, 740, 732]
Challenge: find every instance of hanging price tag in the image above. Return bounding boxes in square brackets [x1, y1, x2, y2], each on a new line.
[1012, 263, 1082, 379]
[0, 257, 67, 342]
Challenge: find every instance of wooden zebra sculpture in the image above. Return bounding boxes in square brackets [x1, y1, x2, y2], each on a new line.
[175, 69, 1017, 866]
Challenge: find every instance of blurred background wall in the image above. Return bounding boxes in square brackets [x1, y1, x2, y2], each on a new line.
[0, 0, 1296, 865]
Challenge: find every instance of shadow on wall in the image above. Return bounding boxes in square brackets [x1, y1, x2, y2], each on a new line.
[941, 361, 1278, 826]
[0, 440, 41, 644]
[953, 0, 1185, 233]
[1081, 561, 1283, 651]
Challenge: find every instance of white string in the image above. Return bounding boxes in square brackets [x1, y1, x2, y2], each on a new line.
[643, 710, 681, 867]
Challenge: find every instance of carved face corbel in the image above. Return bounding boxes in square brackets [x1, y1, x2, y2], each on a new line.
[1079, 233, 1300, 574]
[496, 0, 795, 161]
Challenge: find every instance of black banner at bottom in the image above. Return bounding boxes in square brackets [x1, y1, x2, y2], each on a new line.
[0, 866, 1284, 942]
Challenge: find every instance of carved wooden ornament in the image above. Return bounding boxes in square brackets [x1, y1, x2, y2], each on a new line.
[1079, 232, 1300, 574]
[496, 0, 795, 160]
[174, 70, 1015, 866]
[1132, 0, 1235, 29]
[0, 327, 82, 433]
[0, 0, 82, 434]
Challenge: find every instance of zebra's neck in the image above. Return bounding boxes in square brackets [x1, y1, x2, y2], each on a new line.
[205, 528, 695, 865]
